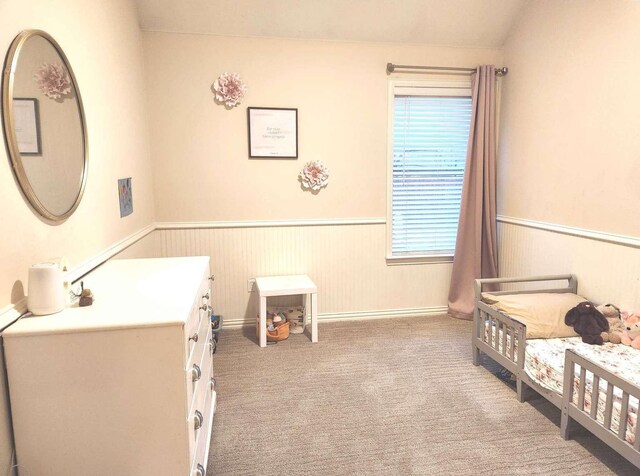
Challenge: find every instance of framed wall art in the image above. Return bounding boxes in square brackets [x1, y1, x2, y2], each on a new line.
[118, 177, 133, 217]
[13, 98, 42, 155]
[247, 107, 298, 158]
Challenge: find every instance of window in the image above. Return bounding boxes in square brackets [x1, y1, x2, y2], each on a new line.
[387, 80, 472, 262]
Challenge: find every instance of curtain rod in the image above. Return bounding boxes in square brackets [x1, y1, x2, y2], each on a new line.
[386, 63, 508, 76]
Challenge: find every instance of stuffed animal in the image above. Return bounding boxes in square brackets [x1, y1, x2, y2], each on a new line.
[286, 308, 305, 334]
[620, 313, 640, 350]
[597, 304, 624, 344]
[565, 302, 609, 345]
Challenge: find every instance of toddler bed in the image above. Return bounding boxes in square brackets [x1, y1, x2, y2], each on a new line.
[472, 274, 640, 469]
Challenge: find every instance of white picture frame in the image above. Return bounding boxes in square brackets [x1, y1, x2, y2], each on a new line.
[13, 98, 42, 155]
[247, 107, 298, 158]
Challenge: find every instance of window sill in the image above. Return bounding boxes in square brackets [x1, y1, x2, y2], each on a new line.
[386, 254, 454, 266]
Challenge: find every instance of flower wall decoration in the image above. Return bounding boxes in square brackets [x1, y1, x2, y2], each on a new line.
[299, 160, 329, 191]
[34, 62, 72, 100]
[211, 72, 247, 108]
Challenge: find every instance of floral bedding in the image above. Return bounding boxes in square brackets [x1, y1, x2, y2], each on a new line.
[525, 338, 639, 445]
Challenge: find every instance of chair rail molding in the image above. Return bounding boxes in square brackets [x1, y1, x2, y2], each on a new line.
[497, 215, 640, 249]
[66, 223, 157, 282]
[155, 218, 386, 230]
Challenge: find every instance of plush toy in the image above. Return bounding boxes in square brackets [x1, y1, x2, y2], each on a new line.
[620, 313, 640, 350]
[597, 304, 624, 344]
[565, 301, 609, 345]
[285, 308, 305, 334]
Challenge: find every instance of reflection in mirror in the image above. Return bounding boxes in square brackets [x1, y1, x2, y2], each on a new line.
[2, 30, 87, 222]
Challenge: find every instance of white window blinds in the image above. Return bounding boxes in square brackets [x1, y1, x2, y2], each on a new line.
[391, 86, 472, 257]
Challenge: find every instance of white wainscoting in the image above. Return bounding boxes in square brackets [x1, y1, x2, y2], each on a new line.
[140, 220, 451, 327]
[498, 217, 640, 310]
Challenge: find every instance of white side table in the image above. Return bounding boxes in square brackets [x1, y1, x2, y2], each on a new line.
[255, 275, 318, 347]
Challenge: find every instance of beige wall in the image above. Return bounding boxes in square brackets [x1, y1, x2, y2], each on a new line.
[498, 0, 640, 237]
[144, 32, 503, 221]
[142, 32, 502, 324]
[0, 0, 154, 472]
[0, 0, 155, 307]
[497, 1, 640, 308]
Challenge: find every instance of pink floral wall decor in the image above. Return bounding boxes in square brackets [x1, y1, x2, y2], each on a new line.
[211, 72, 247, 108]
[299, 160, 329, 191]
[33, 62, 72, 100]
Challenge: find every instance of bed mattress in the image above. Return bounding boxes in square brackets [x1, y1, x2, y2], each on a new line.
[525, 338, 639, 445]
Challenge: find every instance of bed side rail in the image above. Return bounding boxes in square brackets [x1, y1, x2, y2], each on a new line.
[472, 274, 576, 370]
[561, 349, 640, 469]
[473, 301, 526, 373]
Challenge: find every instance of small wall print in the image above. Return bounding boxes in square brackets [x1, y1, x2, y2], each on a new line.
[247, 107, 298, 158]
[13, 98, 42, 155]
[118, 177, 133, 217]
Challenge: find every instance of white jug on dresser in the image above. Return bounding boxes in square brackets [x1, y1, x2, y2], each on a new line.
[27, 261, 65, 315]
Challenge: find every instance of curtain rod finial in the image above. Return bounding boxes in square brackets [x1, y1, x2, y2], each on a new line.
[386, 63, 395, 74]
[496, 67, 508, 76]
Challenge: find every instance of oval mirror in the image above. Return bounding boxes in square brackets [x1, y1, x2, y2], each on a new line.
[2, 30, 87, 222]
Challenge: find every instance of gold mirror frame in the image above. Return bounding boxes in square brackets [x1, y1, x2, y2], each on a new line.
[2, 30, 88, 223]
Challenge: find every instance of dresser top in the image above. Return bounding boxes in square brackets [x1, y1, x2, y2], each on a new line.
[3, 256, 210, 337]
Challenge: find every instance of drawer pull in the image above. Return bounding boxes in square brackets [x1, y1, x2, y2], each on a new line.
[191, 363, 201, 382]
[209, 339, 216, 355]
[209, 274, 215, 281]
[189, 332, 199, 343]
[210, 377, 216, 390]
[194, 410, 203, 430]
[202, 292, 210, 300]
[200, 304, 208, 311]
[195, 463, 206, 476]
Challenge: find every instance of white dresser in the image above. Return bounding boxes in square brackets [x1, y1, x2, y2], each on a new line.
[3, 257, 216, 476]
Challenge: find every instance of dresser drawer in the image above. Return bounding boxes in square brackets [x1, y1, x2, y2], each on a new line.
[186, 282, 212, 355]
[186, 311, 212, 405]
[188, 335, 214, 459]
[190, 324, 213, 412]
[190, 377, 216, 476]
[185, 307, 204, 355]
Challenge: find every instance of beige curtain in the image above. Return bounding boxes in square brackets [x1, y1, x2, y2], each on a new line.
[447, 65, 499, 320]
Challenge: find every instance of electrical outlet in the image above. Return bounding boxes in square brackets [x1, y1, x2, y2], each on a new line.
[247, 278, 256, 293]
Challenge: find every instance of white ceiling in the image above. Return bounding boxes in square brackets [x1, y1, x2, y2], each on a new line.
[133, 0, 527, 48]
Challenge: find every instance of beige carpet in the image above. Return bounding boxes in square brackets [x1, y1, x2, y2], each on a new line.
[208, 315, 638, 475]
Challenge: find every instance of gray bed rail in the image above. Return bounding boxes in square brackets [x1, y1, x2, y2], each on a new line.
[474, 301, 525, 372]
[473, 274, 577, 401]
[474, 274, 577, 299]
[561, 349, 640, 469]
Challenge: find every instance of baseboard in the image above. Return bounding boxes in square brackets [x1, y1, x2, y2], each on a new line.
[222, 306, 448, 328]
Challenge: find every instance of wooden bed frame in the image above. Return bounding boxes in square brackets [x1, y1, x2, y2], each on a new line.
[562, 350, 640, 468]
[472, 274, 640, 469]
